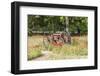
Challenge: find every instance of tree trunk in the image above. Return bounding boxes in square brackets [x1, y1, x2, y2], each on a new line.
[65, 17, 71, 44]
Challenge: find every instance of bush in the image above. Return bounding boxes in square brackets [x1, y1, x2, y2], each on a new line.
[28, 30, 33, 36]
[28, 49, 42, 60]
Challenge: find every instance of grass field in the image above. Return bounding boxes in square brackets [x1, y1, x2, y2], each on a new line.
[27, 35, 88, 60]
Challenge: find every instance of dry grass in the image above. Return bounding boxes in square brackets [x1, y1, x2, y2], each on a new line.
[28, 35, 88, 60]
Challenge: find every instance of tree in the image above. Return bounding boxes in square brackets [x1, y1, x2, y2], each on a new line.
[28, 15, 88, 36]
[68, 17, 88, 35]
[65, 17, 71, 44]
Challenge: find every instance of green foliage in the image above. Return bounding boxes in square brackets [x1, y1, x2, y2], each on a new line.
[69, 17, 88, 35]
[28, 49, 42, 60]
[28, 15, 88, 36]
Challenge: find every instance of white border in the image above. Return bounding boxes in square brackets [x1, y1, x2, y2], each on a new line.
[20, 6, 95, 70]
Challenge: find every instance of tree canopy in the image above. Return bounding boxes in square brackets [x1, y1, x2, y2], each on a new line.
[28, 15, 88, 36]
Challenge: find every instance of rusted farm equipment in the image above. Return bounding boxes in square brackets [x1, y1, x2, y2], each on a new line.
[43, 32, 71, 49]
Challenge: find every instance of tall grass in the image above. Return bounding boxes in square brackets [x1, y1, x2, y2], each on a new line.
[47, 36, 88, 59]
[28, 35, 88, 60]
[28, 49, 42, 60]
